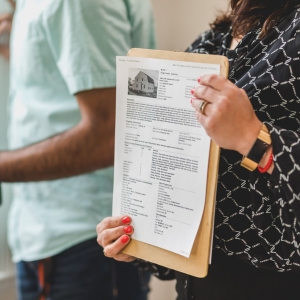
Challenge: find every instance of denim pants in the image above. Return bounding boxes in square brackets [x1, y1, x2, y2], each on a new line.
[16, 238, 151, 300]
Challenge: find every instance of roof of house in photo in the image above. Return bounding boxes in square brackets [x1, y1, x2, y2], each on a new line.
[141, 72, 155, 84]
[138, 69, 158, 82]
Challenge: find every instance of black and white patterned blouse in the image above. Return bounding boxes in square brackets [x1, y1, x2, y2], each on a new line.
[136, 8, 300, 277]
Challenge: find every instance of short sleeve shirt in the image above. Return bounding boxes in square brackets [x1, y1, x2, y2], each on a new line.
[8, 0, 156, 262]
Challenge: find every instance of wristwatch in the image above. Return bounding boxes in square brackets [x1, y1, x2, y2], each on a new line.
[240, 124, 272, 171]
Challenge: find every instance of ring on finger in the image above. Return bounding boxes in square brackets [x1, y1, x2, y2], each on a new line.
[103, 248, 111, 258]
[198, 101, 209, 115]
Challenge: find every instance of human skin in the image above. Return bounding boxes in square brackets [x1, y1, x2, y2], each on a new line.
[190, 75, 274, 174]
[97, 215, 135, 262]
[97, 76, 275, 259]
[0, 13, 12, 60]
[0, 87, 116, 182]
[0, 1, 117, 182]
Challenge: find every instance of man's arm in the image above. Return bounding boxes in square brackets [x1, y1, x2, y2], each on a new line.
[0, 88, 116, 182]
[0, 13, 12, 60]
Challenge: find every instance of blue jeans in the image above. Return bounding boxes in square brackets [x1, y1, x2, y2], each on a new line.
[16, 238, 151, 300]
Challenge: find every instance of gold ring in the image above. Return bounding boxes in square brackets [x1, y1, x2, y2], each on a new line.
[199, 101, 209, 115]
[103, 249, 110, 258]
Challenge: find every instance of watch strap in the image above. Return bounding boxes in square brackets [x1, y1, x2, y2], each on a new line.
[240, 124, 271, 171]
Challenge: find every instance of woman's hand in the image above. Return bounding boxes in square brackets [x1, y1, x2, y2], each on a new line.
[96, 215, 136, 262]
[191, 74, 262, 156]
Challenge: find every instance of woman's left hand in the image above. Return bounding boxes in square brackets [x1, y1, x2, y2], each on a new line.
[191, 74, 262, 156]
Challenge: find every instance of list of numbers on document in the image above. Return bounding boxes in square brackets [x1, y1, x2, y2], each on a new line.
[115, 56, 220, 256]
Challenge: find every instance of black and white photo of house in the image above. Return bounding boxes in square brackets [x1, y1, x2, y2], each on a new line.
[128, 68, 159, 98]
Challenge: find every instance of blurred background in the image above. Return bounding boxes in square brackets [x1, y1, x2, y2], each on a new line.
[0, 0, 227, 299]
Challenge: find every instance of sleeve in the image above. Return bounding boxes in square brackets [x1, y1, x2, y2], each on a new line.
[41, 0, 139, 94]
[132, 259, 176, 281]
[186, 29, 223, 54]
[250, 122, 300, 271]
[125, 0, 157, 50]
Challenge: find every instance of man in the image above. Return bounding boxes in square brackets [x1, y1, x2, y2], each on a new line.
[0, 0, 156, 299]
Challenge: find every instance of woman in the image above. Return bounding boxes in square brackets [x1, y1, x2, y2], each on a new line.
[97, 1, 300, 299]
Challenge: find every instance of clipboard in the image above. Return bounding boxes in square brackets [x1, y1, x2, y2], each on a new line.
[122, 48, 229, 278]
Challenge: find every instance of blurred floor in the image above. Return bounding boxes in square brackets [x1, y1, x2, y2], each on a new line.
[0, 276, 177, 300]
[0, 276, 16, 300]
[149, 277, 177, 300]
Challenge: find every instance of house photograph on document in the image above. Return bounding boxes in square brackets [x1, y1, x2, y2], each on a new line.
[128, 68, 159, 98]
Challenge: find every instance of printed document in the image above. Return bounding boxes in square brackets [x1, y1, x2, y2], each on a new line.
[113, 56, 220, 257]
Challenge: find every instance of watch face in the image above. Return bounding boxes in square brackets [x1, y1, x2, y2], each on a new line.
[240, 125, 271, 171]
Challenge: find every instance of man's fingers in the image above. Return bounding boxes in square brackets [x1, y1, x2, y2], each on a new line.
[0, 45, 9, 60]
[7, 0, 16, 9]
[0, 20, 12, 35]
[0, 13, 13, 22]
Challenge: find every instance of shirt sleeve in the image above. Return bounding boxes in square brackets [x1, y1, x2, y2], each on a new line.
[186, 29, 223, 54]
[41, 0, 155, 94]
[126, 0, 157, 50]
[249, 122, 300, 271]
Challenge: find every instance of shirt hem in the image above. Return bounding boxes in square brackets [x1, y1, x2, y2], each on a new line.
[11, 232, 98, 263]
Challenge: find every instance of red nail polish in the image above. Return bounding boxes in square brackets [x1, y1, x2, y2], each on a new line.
[121, 235, 130, 244]
[190, 98, 194, 103]
[121, 216, 131, 224]
[198, 77, 202, 83]
[191, 88, 195, 95]
[124, 226, 133, 234]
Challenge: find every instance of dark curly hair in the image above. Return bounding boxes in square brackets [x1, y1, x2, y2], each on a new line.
[211, 0, 300, 39]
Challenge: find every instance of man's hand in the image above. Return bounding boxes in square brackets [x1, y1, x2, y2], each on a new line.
[0, 1, 15, 60]
[0, 13, 13, 60]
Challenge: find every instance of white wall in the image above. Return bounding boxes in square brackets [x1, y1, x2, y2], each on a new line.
[151, 0, 228, 51]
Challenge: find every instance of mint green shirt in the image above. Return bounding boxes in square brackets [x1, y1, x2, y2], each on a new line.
[8, 0, 156, 262]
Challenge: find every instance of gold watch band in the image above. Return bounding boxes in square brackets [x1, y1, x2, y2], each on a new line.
[240, 124, 271, 171]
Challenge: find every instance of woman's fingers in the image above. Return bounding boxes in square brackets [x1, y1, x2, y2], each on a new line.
[193, 85, 217, 104]
[96, 215, 131, 235]
[96, 215, 135, 261]
[102, 234, 132, 258]
[114, 253, 136, 262]
[191, 99, 211, 117]
[190, 74, 262, 155]
[192, 74, 235, 104]
[98, 225, 134, 248]
[199, 74, 229, 91]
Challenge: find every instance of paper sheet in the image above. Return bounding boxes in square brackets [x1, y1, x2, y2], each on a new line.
[113, 56, 220, 257]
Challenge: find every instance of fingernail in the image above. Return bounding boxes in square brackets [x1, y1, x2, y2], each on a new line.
[121, 235, 130, 244]
[123, 226, 133, 234]
[198, 77, 202, 83]
[190, 98, 194, 103]
[190, 88, 195, 95]
[121, 216, 131, 224]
